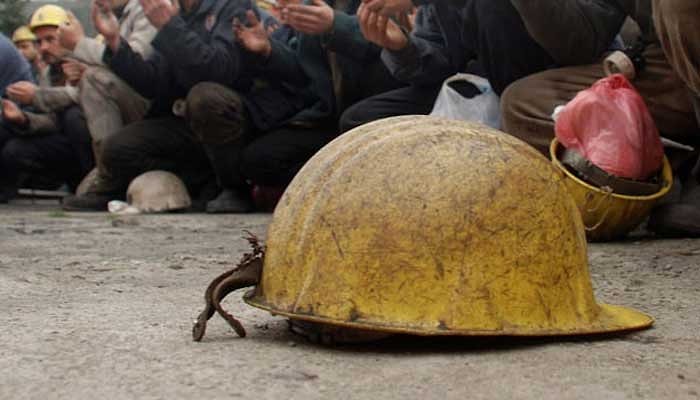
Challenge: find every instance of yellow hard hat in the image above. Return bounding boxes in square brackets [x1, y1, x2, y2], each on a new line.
[255, 0, 276, 10]
[550, 138, 673, 241]
[193, 116, 653, 342]
[29, 5, 70, 31]
[12, 26, 36, 43]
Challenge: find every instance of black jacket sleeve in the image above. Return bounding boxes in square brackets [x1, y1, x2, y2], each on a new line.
[104, 39, 170, 100]
[381, 5, 457, 85]
[151, 3, 245, 91]
[510, 0, 627, 66]
[257, 37, 309, 87]
[321, 11, 381, 62]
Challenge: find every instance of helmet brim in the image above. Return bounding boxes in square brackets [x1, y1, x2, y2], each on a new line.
[245, 293, 653, 337]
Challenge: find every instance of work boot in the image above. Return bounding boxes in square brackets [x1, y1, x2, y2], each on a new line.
[648, 178, 700, 237]
[203, 143, 253, 214]
[206, 188, 253, 213]
[62, 192, 114, 211]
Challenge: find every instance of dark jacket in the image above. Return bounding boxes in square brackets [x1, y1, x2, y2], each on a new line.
[104, 0, 255, 116]
[381, 3, 473, 86]
[389, 0, 626, 85]
[510, 0, 627, 66]
[249, 0, 399, 127]
[322, 3, 402, 109]
[0, 33, 34, 97]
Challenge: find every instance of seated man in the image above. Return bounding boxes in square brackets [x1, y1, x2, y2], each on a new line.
[655, 0, 700, 124]
[0, 6, 94, 203]
[340, 0, 625, 132]
[0, 33, 35, 202]
[66, 0, 398, 213]
[58, 0, 157, 163]
[186, 0, 403, 213]
[500, 0, 700, 236]
[11, 26, 46, 81]
[62, 0, 259, 211]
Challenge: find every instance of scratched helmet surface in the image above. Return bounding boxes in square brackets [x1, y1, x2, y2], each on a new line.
[243, 116, 653, 336]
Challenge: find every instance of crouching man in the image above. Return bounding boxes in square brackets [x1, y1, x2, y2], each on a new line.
[500, 0, 700, 237]
[57, 0, 157, 164]
[62, 0, 258, 211]
[1, 6, 93, 202]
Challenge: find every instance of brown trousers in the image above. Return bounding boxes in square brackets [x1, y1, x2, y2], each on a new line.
[501, 0, 700, 156]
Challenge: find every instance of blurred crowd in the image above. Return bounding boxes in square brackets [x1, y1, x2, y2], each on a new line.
[0, 0, 698, 235]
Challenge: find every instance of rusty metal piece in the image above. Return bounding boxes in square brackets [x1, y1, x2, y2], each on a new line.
[192, 233, 264, 342]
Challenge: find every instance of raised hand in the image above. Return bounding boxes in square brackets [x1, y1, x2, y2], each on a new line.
[233, 10, 271, 57]
[1, 100, 27, 126]
[140, 0, 180, 30]
[58, 12, 86, 51]
[6, 81, 38, 105]
[266, 19, 281, 35]
[281, 0, 334, 35]
[357, 3, 408, 51]
[62, 59, 87, 86]
[362, 0, 414, 16]
[92, 0, 121, 51]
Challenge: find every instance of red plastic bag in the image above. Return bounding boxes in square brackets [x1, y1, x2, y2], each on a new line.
[555, 74, 663, 180]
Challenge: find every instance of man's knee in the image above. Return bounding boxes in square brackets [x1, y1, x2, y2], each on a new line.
[186, 82, 247, 144]
[499, 76, 553, 155]
[186, 82, 242, 118]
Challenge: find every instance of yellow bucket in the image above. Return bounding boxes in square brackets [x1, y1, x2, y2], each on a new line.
[550, 139, 673, 242]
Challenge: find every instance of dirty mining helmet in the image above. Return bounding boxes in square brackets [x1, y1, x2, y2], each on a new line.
[550, 138, 673, 242]
[126, 170, 191, 213]
[193, 116, 653, 342]
[12, 26, 36, 43]
[29, 5, 70, 31]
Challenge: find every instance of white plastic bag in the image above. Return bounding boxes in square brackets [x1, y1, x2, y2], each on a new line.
[108, 200, 141, 215]
[429, 73, 501, 129]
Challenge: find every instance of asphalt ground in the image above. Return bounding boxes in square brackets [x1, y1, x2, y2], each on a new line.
[1, 202, 698, 399]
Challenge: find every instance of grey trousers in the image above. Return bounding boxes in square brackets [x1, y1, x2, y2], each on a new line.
[79, 66, 150, 162]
